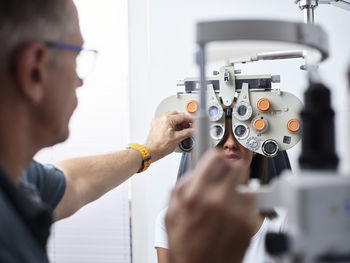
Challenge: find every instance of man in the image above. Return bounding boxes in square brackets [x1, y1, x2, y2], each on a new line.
[0, 0, 256, 262]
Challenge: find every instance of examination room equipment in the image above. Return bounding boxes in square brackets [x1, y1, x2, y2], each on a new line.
[156, 64, 303, 158]
[155, 1, 350, 262]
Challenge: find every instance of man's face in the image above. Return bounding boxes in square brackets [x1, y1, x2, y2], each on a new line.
[38, 0, 84, 145]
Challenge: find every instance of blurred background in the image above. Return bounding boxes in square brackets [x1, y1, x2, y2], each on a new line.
[34, 0, 350, 262]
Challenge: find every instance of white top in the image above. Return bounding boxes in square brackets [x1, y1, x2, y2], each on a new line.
[154, 207, 286, 263]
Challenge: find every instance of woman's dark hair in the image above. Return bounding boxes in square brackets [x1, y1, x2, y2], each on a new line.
[251, 151, 292, 219]
[250, 154, 269, 184]
[251, 151, 291, 184]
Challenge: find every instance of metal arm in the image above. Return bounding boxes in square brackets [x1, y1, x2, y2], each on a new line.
[295, 0, 350, 24]
[319, 0, 350, 10]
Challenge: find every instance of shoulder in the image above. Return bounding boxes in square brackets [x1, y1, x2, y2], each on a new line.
[154, 207, 169, 249]
[155, 207, 168, 229]
[22, 160, 65, 185]
[21, 160, 66, 210]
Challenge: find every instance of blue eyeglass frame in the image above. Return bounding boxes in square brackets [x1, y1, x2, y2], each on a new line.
[45, 41, 98, 54]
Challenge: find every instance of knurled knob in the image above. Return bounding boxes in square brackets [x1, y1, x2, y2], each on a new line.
[287, 118, 300, 133]
[253, 118, 266, 131]
[257, 98, 271, 112]
[186, 100, 198, 114]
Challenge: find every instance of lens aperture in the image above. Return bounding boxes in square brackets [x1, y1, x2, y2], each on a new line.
[262, 140, 279, 157]
[237, 105, 247, 116]
[209, 106, 219, 118]
[233, 123, 249, 140]
[210, 124, 224, 141]
[235, 125, 246, 136]
[233, 101, 253, 121]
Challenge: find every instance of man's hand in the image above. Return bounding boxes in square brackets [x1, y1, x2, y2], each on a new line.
[145, 111, 194, 162]
[54, 111, 193, 221]
[166, 149, 257, 263]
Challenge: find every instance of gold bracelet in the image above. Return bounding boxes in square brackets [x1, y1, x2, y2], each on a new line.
[128, 143, 151, 173]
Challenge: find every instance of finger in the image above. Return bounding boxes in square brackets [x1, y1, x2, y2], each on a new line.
[174, 128, 195, 141]
[166, 189, 182, 228]
[175, 120, 192, 130]
[169, 113, 193, 126]
[225, 161, 245, 187]
[199, 162, 246, 206]
[173, 171, 195, 197]
[229, 192, 257, 235]
[186, 149, 231, 197]
[175, 121, 192, 132]
[166, 110, 179, 115]
[229, 187, 256, 215]
[166, 172, 195, 226]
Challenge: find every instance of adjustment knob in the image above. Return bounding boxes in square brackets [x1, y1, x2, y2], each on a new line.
[287, 118, 300, 133]
[257, 98, 271, 112]
[246, 137, 260, 151]
[179, 137, 195, 152]
[186, 100, 198, 114]
[252, 117, 268, 133]
[265, 232, 289, 256]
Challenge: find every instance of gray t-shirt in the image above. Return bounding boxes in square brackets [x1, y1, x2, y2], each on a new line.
[0, 161, 66, 263]
[20, 160, 66, 211]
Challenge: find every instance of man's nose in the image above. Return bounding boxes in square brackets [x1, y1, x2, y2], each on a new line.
[77, 76, 84, 88]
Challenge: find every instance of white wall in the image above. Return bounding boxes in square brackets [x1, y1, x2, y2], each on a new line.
[35, 0, 131, 262]
[129, 1, 350, 263]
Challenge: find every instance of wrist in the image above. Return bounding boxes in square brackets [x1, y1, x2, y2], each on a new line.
[144, 144, 161, 163]
[128, 143, 152, 173]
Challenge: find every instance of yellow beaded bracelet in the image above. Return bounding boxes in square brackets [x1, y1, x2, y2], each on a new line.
[128, 143, 152, 173]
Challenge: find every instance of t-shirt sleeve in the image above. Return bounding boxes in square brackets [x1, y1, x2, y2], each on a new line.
[21, 161, 66, 211]
[154, 207, 169, 249]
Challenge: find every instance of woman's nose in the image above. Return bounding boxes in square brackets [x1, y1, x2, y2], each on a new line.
[223, 128, 239, 150]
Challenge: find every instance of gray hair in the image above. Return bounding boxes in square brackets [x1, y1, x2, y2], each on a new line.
[0, 0, 71, 71]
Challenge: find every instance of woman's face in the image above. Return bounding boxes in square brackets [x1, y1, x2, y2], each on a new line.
[216, 117, 254, 184]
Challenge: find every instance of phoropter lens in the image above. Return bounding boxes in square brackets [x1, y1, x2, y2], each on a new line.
[232, 101, 253, 121]
[208, 101, 223, 121]
[233, 123, 249, 140]
[262, 140, 279, 157]
[209, 106, 219, 118]
[234, 125, 246, 137]
[210, 124, 224, 140]
[237, 105, 247, 116]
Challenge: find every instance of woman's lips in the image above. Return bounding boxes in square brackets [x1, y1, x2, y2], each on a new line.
[225, 154, 239, 160]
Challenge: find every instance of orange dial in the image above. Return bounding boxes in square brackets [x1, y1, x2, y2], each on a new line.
[256, 98, 271, 112]
[287, 118, 300, 133]
[186, 100, 198, 114]
[253, 118, 266, 131]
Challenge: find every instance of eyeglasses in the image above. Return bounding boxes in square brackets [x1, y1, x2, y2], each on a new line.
[45, 41, 98, 79]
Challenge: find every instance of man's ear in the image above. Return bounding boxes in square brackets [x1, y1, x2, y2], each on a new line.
[14, 42, 49, 103]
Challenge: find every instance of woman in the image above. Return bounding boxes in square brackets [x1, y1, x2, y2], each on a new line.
[154, 115, 287, 263]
